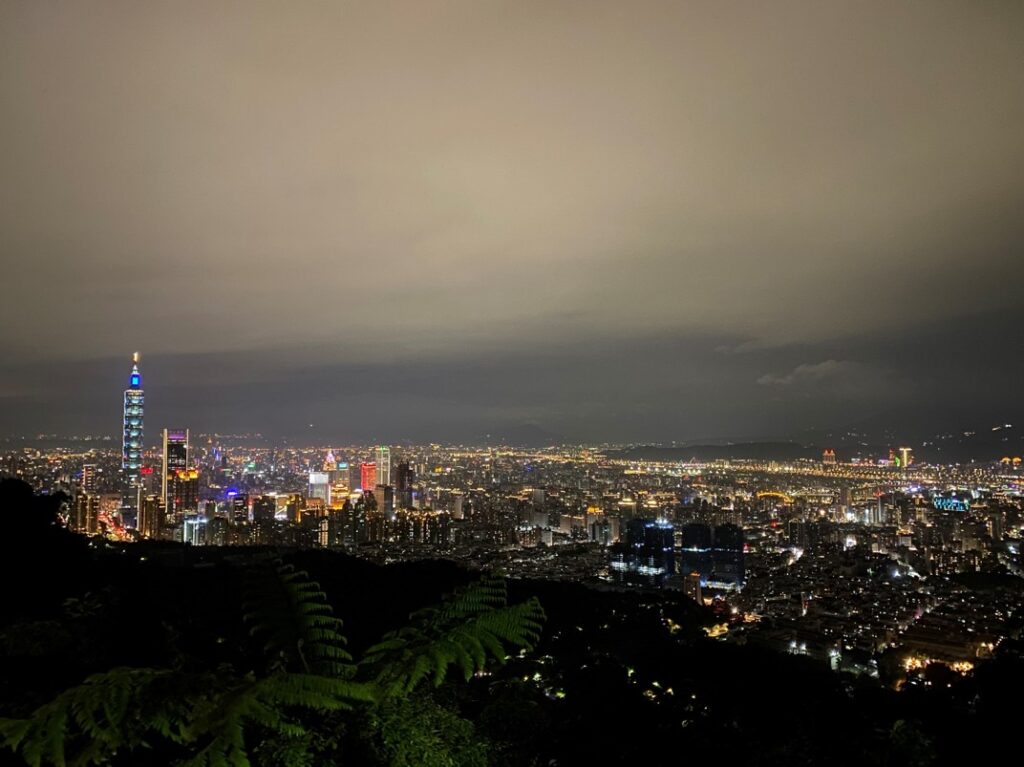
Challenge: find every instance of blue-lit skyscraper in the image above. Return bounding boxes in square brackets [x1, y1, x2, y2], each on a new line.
[122, 352, 144, 492]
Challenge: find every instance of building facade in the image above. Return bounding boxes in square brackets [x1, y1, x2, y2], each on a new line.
[121, 353, 144, 496]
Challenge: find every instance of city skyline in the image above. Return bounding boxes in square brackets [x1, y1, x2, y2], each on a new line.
[2, 2, 1023, 442]
[4, 5, 1024, 766]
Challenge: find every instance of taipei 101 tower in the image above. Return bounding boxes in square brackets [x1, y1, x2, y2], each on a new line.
[122, 352, 144, 494]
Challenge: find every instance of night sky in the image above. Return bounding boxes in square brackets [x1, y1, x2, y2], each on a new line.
[1, 2, 1022, 443]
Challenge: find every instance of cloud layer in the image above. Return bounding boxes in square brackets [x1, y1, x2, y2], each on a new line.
[1, 2, 1022, 440]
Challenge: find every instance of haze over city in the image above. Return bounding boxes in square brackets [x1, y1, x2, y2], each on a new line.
[2, 1, 1023, 442]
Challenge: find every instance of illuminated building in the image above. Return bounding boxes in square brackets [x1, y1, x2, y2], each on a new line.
[137, 493, 162, 539]
[308, 472, 331, 506]
[613, 519, 675, 585]
[72, 493, 100, 534]
[822, 448, 837, 466]
[121, 352, 144, 496]
[360, 462, 377, 494]
[680, 523, 745, 590]
[230, 493, 249, 523]
[375, 446, 391, 487]
[182, 514, 206, 545]
[393, 509, 451, 545]
[169, 469, 199, 517]
[284, 493, 303, 523]
[81, 463, 98, 493]
[590, 516, 620, 545]
[161, 429, 189, 513]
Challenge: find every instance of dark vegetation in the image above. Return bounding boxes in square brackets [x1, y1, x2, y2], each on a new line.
[1, 478, 1021, 766]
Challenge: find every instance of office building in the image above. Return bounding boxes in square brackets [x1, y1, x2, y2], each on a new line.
[375, 446, 391, 487]
[680, 522, 745, 590]
[81, 463, 98, 493]
[613, 519, 675, 584]
[308, 472, 331, 506]
[161, 429, 189, 513]
[72, 493, 100, 534]
[168, 469, 199, 517]
[360, 462, 377, 495]
[137, 493, 163, 539]
[395, 461, 414, 508]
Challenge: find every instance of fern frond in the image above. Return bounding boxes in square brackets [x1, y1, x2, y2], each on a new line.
[0, 666, 192, 766]
[181, 671, 376, 767]
[361, 576, 544, 697]
[242, 560, 353, 676]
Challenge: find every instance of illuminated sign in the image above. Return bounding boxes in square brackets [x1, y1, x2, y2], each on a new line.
[932, 497, 969, 512]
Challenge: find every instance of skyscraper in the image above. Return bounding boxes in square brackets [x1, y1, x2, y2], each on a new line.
[162, 429, 189, 513]
[395, 461, 414, 509]
[137, 493, 162, 539]
[81, 463, 98, 493]
[308, 471, 331, 506]
[72, 493, 100, 534]
[360, 462, 377, 495]
[375, 446, 391, 487]
[122, 353, 144, 494]
[168, 469, 199, 517]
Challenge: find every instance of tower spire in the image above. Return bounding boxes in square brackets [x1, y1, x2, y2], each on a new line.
[129, 352, 142, 389]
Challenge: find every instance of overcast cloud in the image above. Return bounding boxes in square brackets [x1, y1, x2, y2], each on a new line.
[1, 1, 1022, 442]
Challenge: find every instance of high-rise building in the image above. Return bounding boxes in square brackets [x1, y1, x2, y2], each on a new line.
[360, 462, 377, 494]
[81, 463, 98, 493]
[308, 472, 331, 506]
[137, 493, 163, 539]
[375, 446, 391, 487]
[395, 461, 414, 508]
[253, 495, 277, 522]
[230, 493, 250, 523]
[899, 446, 913, 468]
[616, 519, 675, 584]
[122, 353, 144, 494]
[376, 484, 395, 519]
[348, 463, 362, 491]
[169, 469, 199, 517]
[72, 493, 100, 534]
[162, 429, 189, 513]
[680, 522, 745, 590]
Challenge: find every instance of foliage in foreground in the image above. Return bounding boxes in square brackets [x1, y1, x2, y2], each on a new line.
[0, 562, 544, 767]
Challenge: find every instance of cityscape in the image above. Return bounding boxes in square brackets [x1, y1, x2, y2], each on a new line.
[4, 353, 1021, 684]
[2, 2, 1024, 766]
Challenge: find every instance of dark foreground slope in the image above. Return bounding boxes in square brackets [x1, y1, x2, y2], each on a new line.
[1, 480, 1021, 767]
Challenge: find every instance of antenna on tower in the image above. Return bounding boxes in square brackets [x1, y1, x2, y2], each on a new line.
[132, 351, 140, 364]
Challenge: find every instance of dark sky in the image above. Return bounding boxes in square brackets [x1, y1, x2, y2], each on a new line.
[1, 1, 1022, 444]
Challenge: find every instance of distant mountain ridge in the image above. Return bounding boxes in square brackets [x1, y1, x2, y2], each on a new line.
[608, 424, 1023, 464]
